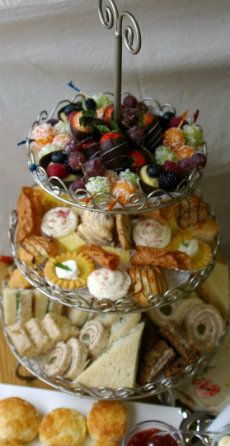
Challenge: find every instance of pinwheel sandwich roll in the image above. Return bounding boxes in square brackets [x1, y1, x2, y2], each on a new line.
[64, 338, 89, 380]
[79, 320, 109, 358]
[42, 341, 72, 377]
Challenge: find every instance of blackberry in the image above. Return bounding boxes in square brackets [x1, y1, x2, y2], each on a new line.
[51, 151, 67, 164]
[85, 98, 97, 111]
[57, 102, 82, 120]
[158, 171, 181, 191]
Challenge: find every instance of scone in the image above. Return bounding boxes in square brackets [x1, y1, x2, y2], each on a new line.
[87, 401, 127, 441]
[0, 441, 23, 446]
[0, 397, 40, 443]
[39, 408, 86, 446]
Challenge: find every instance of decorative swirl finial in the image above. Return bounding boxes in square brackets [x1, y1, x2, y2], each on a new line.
[98, 0, 141, 121]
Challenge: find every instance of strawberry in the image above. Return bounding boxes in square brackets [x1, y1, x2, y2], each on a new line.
[142, 112, 155, 128]
[0, 255, 13, 265]
[46, 163, 69, 178]
[129, 150, 146, 170]
[103, 104, 114, 123]
[100, 131, 124, 144]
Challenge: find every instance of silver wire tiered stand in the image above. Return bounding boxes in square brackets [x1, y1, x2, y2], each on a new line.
[3, 0, 227, 402]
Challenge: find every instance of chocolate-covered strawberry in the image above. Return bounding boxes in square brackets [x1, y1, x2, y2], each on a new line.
[69, 111, 94, 141]
[100, 131, 130, 170]
[141, 112, 163, 153]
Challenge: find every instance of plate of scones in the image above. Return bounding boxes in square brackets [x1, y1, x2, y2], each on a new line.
[0, 383, 184, 446]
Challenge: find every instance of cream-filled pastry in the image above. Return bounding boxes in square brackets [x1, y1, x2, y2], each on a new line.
[41, 207, 78, 238]
[133, 219, 172, 248]
[87, 268, 131, 300]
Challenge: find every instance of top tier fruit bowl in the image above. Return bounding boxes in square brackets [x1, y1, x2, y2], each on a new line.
[27, 92, 207, 214]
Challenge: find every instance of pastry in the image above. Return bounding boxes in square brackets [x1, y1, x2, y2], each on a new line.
[87, 401, 127, 441]
[112, 180, 137, 205]
[133, 219, 172, 248]
[183, 303, 225, 353]
[177, 195, 209, 229]
[128, 265, 167, 306]
[41, 207, 78, 238]
[0, 441, 24, 446]
[80, 245, 120, 270]
[184, 219, 220, 243]
[41, 313, 77, 343]
[109, 313, 141, 343]
[87, 268, 131, 300]
[102, 247, 130, 267]
[16, 186, 46, 243]
[25, 318, 52, 354]
[77, 223, 113, 246]
[64, 338, 89, 380]
[18, 235, 59, 266]
[115, 214, 132, 249]
[167, 234, 212, 270]
[57, 231, 86, 252]
[2, 287, 33, 325]
[7, 268, 32, 289]
[39, 408, 86, 446]
[76, 323, 144, 388]
[159, 322, 200, 362]
[162, 357, 192, 378]
[81, 209, 114, 233]
[79, 320, 109, 358]
[42, 341, 72, 377]
[0, 397, 40, 443]
[138, 340, 175, 385]
[130, 246, 191, 270]
[7, 323, 38, 357]
[44, 252, 95, 289]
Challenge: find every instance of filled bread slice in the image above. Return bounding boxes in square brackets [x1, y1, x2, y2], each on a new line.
[76, 322, 144, 388]
[2, 287, 33, 325]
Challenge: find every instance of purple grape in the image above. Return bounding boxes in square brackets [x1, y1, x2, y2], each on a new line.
[47, 118, 58, 126]
[64, 140, 81, 154]
[67, 151, 87, 171]
[127, 126, 145, 146]
[84, 158, 105, 178]
[189, 153, 207, 169]
[178, 158, 192, 175]
[123, 94, 138, 109]
[70, 177, 86, 191]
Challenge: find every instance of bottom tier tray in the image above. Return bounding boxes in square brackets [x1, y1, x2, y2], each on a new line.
[1, 319, 227, 400]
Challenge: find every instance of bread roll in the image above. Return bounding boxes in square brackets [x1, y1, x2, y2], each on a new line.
[87, 401, 127, 441]
[39, 408, 86, 446]
[0, 397, 40, 443]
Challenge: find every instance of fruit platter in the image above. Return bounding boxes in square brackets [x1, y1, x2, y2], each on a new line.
[0, 255, 228, 399]
[9, 186, 219, 312]
[27, 92, 207, 213]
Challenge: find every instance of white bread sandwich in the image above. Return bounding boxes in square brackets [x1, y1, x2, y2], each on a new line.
[2, 287, 33, 326]
[76, 322, 144, 388]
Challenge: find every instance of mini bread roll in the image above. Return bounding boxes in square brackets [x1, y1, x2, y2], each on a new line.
[0, 441, 23, 446]
[90, 442, 120, 446]
[87, 401, 128, 441]
[39, 408, 86, 446]
[0, 397, 40, 443]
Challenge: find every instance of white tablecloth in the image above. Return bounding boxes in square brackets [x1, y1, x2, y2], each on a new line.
[0, 0, 229, 262]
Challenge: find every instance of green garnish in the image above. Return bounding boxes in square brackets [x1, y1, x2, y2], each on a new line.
[15, 291, 22, 312]
[95, 124, 110, 134]
[197, 323, 206, 335]
[160, 305, 172, 316]
[181, 240, 189, 247]
[55, 262, 72, 271]
[109, 120, 120, 131]
[82, 334, 90, 342]
[47, 355, 57, 365]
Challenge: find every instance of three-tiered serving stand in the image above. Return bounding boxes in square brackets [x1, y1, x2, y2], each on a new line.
[2, 0, 228, 401]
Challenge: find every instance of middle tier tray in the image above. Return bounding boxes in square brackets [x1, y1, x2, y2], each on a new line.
[10, 200, 219, 312]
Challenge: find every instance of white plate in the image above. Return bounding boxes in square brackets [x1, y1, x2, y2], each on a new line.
[0, 383, 184, 445]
